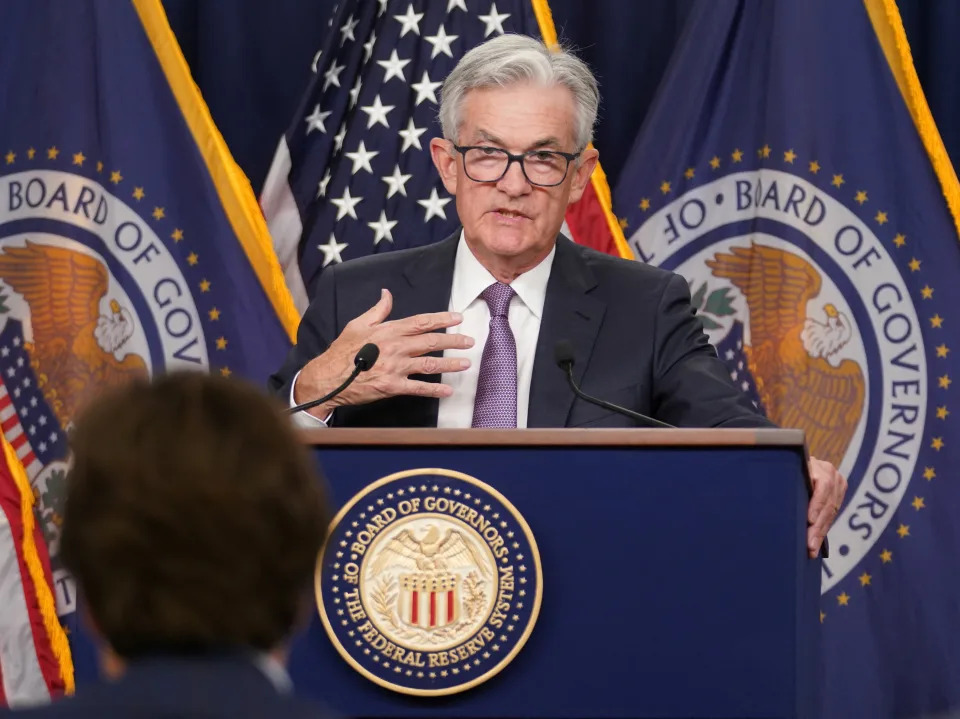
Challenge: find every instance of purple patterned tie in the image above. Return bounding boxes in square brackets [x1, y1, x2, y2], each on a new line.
[471, 282, 517, 428]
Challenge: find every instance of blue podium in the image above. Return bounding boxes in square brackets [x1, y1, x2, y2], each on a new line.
[289, 428, 820, 719]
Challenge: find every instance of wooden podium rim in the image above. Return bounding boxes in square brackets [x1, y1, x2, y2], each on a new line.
[297, 427, 805, 448]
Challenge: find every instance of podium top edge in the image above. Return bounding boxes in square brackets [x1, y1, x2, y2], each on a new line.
[297, 427, 805, 448]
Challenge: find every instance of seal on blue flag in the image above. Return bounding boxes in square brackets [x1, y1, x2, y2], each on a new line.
[316, 468, 542, 696]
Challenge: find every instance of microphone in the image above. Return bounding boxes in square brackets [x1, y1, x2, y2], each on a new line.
[554, 340, 674, 428]
[287, 343, 380, 416]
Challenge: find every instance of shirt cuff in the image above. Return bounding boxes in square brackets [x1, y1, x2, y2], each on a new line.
[289, 369, 333, 428]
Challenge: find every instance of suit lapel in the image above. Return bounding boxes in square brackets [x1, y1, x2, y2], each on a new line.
[393, 231, 460, 427]
[528, 237, 606, 428]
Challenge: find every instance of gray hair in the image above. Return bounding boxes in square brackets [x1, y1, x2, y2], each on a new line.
[438, 34, 599, 152]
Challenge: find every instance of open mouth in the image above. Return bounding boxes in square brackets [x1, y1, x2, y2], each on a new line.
[492, 208, 529, 220]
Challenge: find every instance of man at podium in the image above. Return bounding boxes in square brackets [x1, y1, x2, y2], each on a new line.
[270, 34, 845, 557]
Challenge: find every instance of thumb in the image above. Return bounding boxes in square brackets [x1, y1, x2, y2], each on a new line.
[363, 288, 393, 326]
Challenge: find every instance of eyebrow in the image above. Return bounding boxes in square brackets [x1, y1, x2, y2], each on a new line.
[471, 129, 566, 151]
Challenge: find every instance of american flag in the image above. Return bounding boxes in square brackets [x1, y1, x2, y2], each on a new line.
[261, 0, 627, 312]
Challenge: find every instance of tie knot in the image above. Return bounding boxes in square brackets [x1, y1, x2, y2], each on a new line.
[480, 282, 515, 317]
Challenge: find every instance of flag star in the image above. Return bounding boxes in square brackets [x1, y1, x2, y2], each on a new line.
[305, 104, 332, 134]
[0, 347, 7, 357]
[411, 71, 442, 106]
[316, 170, 332, 198]
[349, 77, 363, 109]
[323, 60, 345, 91]
[339, 13, 359, 44]
[360, 95, 395, 129]
[19, 407, 27, 417]
[378, 0, 388, 15]
[38, 441, 47, 452]
[331, 186, 362, 220]
[425, 25, 458, 59]
[333, 125, 347, 152]
[38, 415, 47, 426]
[49, 431, 58, 442]
[448, 0, 468, 11]
[398, 118, 427, 152]
[377, 50, 410, 83]
[478, 2, 511, 36]
[382, 165, 413, 198]
[368, 211, 398, 245]
[345, 141, 380, 175]
[30, 397, 37, 407]
[418, 188, 452, 221]
[362, 30, 377, 64]
[394, 5, 423, 36]
[319, 234, 348, 267]
[5, 367, 14, 377]
[12, 337, 20, 347]
[29, 425, 35, 435]
[16, 357, 23, 367]
[13, 388, 20, 398]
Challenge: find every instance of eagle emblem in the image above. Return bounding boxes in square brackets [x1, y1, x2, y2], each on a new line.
[0, 241, 148, 428]
[706, 242, 866, 467]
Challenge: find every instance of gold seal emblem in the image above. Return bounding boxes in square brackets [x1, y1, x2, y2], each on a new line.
[316, 468, 542, 696]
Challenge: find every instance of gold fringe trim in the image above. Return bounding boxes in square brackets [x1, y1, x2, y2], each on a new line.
[2, 436, 74, 693]
[530, 0, 633, 259]
[131, 0, 301, 339]
[864, 0, 960, 240]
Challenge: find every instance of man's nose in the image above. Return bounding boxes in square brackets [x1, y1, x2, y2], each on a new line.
[496, 159, 532, 196]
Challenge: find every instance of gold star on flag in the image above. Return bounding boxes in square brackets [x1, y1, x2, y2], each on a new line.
[837, 592, 850, 606]
[859, 572, 872, 586]
[220, 367, 232, 378]
[921, 285, 934, 299]
[187, 252, 199, 266]
[880, 549, 893, 563]
[171, 228, 184, 242]
[819, 611, 826, 624]
[936, 344, 949, 358]
[937, 406, 949, 420]
[47, 146, 59, 159]
[72, 152, 85, 166]
[96, 161, 103, 172]
[831, 174, 844, 187]
[618, 217, 628, 230]
[199, 279, 211, 292]
[208, 308, 221, 321]
[216, 337, 228, 350]
[923, 467, 936, 480]
[908, 258, 921, 272]
[897, 524, 910, 538]
[912, 496, 925, 510]
[931, 437, 944, 451]
[809, 160, 821, 174]
[639, 198, 650, 211]
[152, 206, 165, 220]
[4, 151, 14, 165]
[783, 149, 796, 163]
[875, 210, 888, 225]
[26, 147, 35, 159]
[939, 374, 951, 388]
[893, 233, 906, 247]
[660, 181, 671, 194]
[709, 156, 721, 170]
[132, 187, 145, 200]
[854, 190, 868, 205]
[684, 167, 695, 179]
[110, 170, 123, 184]
[931, 314, 944, 328]
[757, 144, 770, 158]
[731, 148, 743, 163]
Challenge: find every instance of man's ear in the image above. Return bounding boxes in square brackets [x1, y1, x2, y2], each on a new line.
[567, 146, 599, 205]
[430, 137, 459, 195]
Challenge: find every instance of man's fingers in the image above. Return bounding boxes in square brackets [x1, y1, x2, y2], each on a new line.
[397, 378, 453, 398]
[360, 288, 393, 327]
[807, 473, 832, 524]
[408, 355, 471, 376]
[402, 331, 475, 357]
[394, 310, 464, 335]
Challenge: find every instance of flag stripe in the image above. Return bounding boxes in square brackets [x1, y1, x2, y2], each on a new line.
[411, 589, 418, 625]
[863, 0, 960, 239]
[130, 0, 301, 340]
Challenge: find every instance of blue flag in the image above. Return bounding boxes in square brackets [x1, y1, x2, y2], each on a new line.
[615, 1, 960, 716]
[0, 0, 298, 696]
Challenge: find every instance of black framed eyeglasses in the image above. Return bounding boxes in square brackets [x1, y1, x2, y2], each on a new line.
[452, 144, 580, 187]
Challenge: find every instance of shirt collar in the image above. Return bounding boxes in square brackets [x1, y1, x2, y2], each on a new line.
[450, 231, 555, 318]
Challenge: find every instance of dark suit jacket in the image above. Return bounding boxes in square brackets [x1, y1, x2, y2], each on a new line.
[11, 654, 328, 718]
[271, 232, 772, 429]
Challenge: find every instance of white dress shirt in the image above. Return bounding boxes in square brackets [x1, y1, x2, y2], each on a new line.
[290, 233, 554, 428]
[437, 234, 553, 428]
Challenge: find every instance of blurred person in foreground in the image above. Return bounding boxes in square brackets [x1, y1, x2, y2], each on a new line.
[15, 373, 332, 718]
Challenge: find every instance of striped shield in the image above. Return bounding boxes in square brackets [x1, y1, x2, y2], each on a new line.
[398, 573, 460, 629]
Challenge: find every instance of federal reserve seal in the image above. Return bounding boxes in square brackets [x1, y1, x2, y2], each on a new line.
[316, 468, 542, 696]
